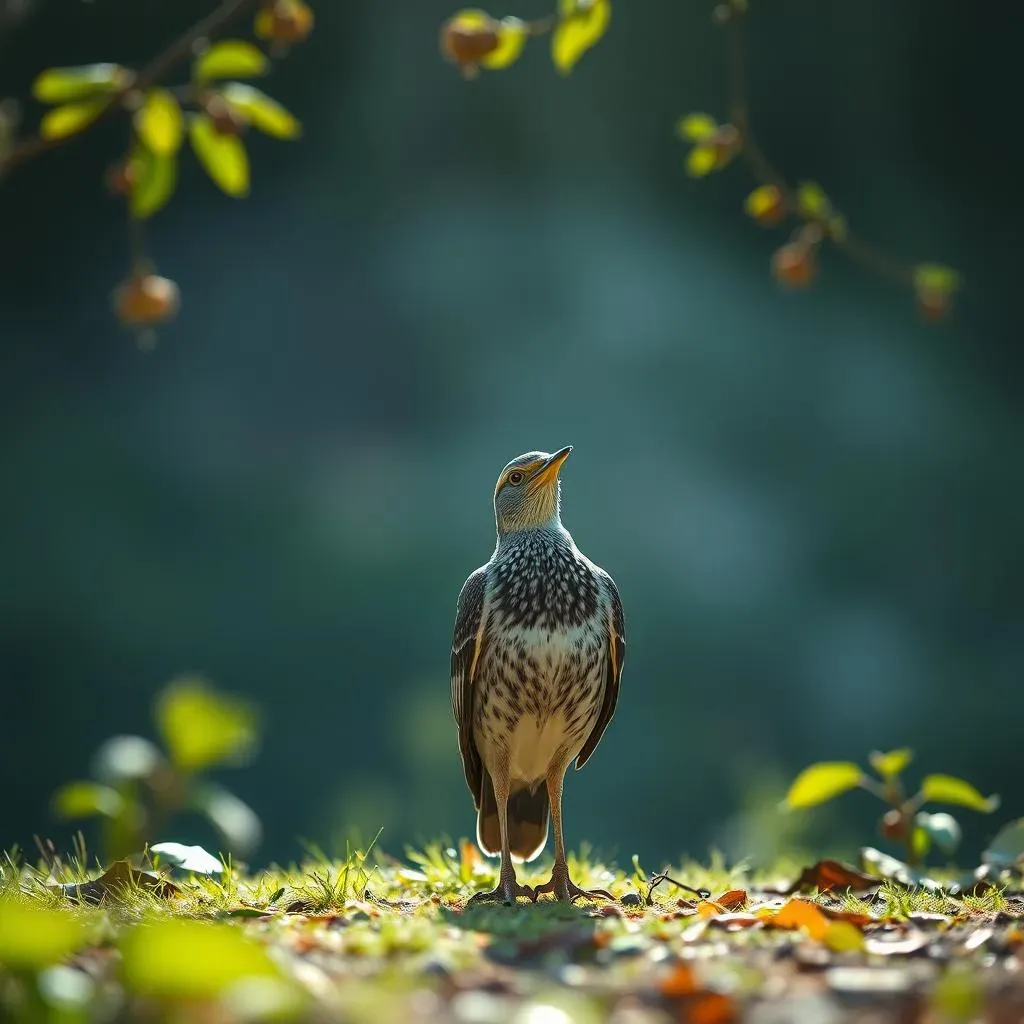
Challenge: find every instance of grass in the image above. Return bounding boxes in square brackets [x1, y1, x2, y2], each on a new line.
[1, 839, 1022, 1023]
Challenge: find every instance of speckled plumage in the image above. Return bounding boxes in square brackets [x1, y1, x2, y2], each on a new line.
[451, 448, 626, 904]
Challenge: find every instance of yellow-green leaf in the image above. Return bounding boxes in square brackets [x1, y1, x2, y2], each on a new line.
[134, 89, 183, 157]
[0, 899, 88, 969]
[913, 264, 962, 295]
[120, 919, 281, 999]
[920, 774, 999, 814]
[552, 0, 611, 75]
[685, 144, 717, 178]
[40, 99, 109, 140]
[33, 63, 126, 104]
[868, 748, 912, 780]
[824, 921, 866, 953]
[52, 780, 124, 819]
[745, 184, 781, 218]
[220, 83, 301, 140]
[156, 675, 257, 770]
[189, 116, 250, 198]
[480, 16, 528, 69]
[194, 40, 269, 82]
[130, 143, 178, 220]
[783, 762, 863, 810]
[797, 180, 831, 219]
[676, 113, 718, 142]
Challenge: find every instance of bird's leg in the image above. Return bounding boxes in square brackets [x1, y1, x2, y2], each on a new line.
[468, 767, 534, 906]
[533, 764, 613, 903]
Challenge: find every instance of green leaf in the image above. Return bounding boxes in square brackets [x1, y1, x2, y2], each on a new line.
[119, 919, 283, 999]
[220, 83, 301, 140]
[983, 818, 1024, 868]
[134, 89, 183, 157]
[676, 113, 718, 142]
[782, 762, 863, 810]
[92, 735, 164, 782]
[189, 116, 251, 198]
[552, 0, 611, 75]
[915, 811, 962, 854]
[868, 748, 912, 780]
[480, 16, 529, 69]
[129, 143, 179, 220]
[0, 899, 88, 969]
[796, 180, 831, 218]
[39, 99, 109, 140]
[151, 842, 224, 875]
[33, 63, 126, 104]
[157, 676, 257, 770]
[194, 40, 269, 82]
[52, 780, 124, 819]
[910, 825, 931, 862]
[913, 263, 962, 295]
[685, 144, 718, 178]
[920, 774, 999, 813]
[192, 783, 262, 854]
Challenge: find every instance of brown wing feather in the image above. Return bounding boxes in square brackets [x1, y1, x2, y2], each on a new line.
[575, 573, 625, 770]
[451, 565, 488, 806]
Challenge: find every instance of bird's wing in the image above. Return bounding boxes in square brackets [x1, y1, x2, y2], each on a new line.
[451, 565, 489, 807]
[575, 571, 625, 770]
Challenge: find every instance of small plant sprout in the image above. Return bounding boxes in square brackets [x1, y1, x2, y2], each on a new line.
[51, 677, 262, 863]
[782, 749, 999, 868]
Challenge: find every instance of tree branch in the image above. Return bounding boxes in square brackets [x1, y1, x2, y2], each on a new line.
[723, 2, 915, 290]
[0, 0, 264, 175]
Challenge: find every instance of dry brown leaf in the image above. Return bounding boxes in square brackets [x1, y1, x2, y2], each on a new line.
[54, 859, 180, 905]
[715, 889, 748, 911]
[660, 960, 699, 997]
[785, 859, 880, 895]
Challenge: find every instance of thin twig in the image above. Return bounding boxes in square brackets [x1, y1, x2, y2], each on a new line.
[723, 2, 916, 289]
[646, 870, 710, 906]
[0, 0, 264, 175]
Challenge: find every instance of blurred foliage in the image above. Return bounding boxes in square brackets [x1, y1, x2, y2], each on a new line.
[783, 748, 999, 871]
[440, 0, 961, 323]
[50, 677, 262, 862]
[0, 0, 311, 341]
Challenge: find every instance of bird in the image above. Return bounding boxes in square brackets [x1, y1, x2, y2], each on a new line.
[450, 446, 626, 904]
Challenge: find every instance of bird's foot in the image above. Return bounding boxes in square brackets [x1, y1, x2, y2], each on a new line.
[466, 880, 535, 907]
[533, 865, 613, 903]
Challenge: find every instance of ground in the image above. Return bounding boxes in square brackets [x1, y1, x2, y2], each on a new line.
[1, 842, 1022, 1023]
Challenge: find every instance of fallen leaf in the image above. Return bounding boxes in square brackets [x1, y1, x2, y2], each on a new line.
[53, 860, 180, 905]
[785, 859, 880, 895]
[715, 889, 748, 911]
[150, 842, 223, 875]
[864, 928, 931, 956]
[696, 900, 726, 919]
[705, 913, 763, 931]
[659, 960, 698, 998]
[771, 899, 830, 942]
[683, 991, 739, 1024]
[824, 921, 866, 953]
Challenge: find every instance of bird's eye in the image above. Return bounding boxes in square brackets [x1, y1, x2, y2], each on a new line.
[507, 471, 525, 486]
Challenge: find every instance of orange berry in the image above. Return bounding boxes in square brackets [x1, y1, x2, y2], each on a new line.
[771, 242, 816, 289]
[204, 94, 247, 136]
[255, 0, 314, 45]
[105, 161, 137, 196]
[439, 14, 501, 74]
[917, 288, 951, 323]
[712, 123, 741, 167]
[114, 272, 180, 328]
[880, 808, 908, 841]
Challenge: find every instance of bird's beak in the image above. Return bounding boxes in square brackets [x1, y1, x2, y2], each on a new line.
[529, 445, 573, 490]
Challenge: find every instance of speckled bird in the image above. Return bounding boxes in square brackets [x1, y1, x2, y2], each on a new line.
[450, 446, 626, 904]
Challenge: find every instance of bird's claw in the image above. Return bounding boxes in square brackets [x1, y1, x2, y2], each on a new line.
[467, 882, 536, 907]
[533, 872, 614, 904]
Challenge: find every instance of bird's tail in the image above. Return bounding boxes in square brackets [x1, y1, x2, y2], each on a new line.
[477, 770, 549, 863]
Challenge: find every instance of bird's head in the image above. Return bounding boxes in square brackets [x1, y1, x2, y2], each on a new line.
[493, 446, 573, 537]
